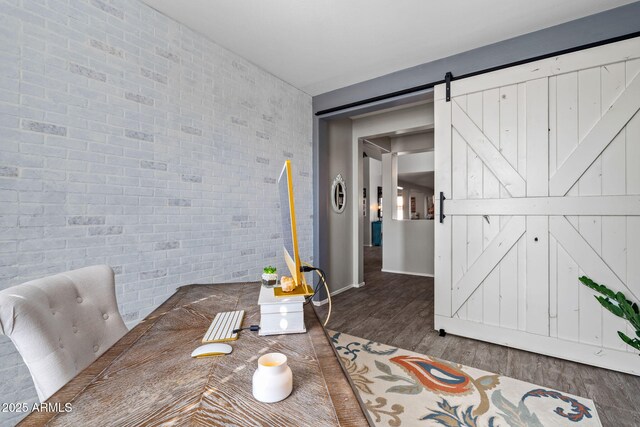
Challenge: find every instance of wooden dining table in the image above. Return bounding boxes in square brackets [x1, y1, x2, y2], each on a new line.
[21, 283, 368, 426]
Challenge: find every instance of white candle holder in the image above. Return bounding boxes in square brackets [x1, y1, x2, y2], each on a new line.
[252, 352, 293, 403]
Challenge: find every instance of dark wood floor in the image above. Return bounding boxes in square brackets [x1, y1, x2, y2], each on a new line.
[315, 246, 640, 426]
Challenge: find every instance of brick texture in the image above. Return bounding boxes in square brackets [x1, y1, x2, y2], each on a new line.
[0, 0, 312, 423]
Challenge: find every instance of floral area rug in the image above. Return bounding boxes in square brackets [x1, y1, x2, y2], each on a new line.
[329, 331, 602, 427]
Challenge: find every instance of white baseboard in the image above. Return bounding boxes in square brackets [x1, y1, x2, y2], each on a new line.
[381, 269, 434, 278]
[312, 283, 360, 306]
[435, 315, 640, 376]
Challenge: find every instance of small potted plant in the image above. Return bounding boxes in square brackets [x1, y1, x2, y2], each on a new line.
[262, 266, 278, 288]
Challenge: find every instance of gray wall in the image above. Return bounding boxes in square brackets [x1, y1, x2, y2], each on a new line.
[0, 1, 312, 424]
[382, 153, 435, 276]
[313, 2, 640, 292]
[325, 119, 354, 292]
[363, 156, 370, 245]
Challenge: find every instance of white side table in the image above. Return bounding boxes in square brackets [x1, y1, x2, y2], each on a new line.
[258, 285, 306, 336]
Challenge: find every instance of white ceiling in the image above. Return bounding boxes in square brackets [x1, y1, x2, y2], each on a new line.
[140, 0, 634, 96]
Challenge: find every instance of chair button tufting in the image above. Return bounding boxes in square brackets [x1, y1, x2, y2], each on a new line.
[93, 345, 99, 352]
[72, 326, 78, 333]
[77, 297, 83, 303]
[103, 313, 109, 320]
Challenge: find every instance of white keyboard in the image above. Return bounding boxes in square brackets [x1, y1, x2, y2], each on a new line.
[202, 310, 245, 343]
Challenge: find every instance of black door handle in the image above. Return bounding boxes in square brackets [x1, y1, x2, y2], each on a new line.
[439, 192, 446, 223]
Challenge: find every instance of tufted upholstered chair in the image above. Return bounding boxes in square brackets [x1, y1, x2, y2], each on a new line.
[0, 265, 128, 401]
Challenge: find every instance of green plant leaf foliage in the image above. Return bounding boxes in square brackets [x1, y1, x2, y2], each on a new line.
[618, 331, 632, 344]
[596, 296, 623, 317]
[579, 276, 615, 298]
[618, 332, 640, 351]
[581, 276, 640, 354]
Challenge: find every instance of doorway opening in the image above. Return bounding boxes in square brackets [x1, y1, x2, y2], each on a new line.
[316, 94, 437, 347]
[315, 90, 436, 304]
[351, 101, 435, 284]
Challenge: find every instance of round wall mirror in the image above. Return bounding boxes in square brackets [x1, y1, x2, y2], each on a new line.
[331, 174, 346, 213]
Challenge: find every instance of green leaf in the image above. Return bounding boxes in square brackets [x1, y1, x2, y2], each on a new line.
[618, 331, 632, 345]
[579, 276, 596, 290]
[597, 296, 624, 317]
[631, 317, 640, 328]
[616, 293, 633, 314]
[375, 360, 392, 375]
[375, 375, 401, 382]
[621, 303, 635, 321]
[580, 276, 640, 354]
[618, 332, 640, 351]
[386, 384, 422, 395]
[580, 276, 617, 299]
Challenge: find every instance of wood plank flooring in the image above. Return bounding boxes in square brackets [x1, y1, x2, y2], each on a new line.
[314, 246, 640, 426]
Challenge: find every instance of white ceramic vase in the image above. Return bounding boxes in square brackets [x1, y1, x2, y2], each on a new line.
[252, 353, 293, 403]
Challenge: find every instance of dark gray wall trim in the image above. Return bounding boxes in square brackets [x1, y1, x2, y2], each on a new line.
[313, 1, 640, 113]
[316, 30, 640, 116]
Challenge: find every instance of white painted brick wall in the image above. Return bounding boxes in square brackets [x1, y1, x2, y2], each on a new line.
[0, 0, 312, 424]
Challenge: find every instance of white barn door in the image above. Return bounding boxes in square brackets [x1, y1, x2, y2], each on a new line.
[434, 37, 640, 375]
